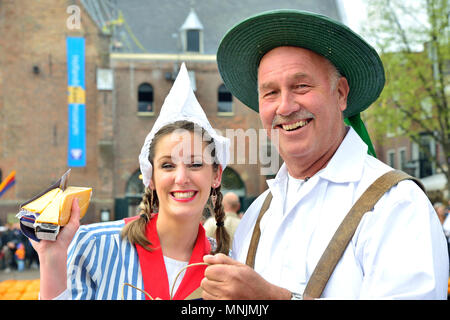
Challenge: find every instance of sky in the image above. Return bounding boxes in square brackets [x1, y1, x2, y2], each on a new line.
[339, 0, 367, 33]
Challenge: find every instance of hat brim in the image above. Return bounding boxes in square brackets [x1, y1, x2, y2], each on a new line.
[217, 9, 385, 118]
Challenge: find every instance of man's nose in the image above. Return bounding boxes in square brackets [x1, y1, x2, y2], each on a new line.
[276, 90, 299, 116]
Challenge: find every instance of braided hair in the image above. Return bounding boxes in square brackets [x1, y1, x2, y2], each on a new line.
[121, 187, 158, 251]
[211, 185, 231, 255]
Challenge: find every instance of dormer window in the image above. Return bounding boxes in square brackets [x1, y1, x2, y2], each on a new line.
[186, 30, 200, 52]
[180, 9, 203, 53]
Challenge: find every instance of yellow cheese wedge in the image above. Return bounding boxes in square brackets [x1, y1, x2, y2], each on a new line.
[22, 188, 62, 213]
[35, 187, 92, 226]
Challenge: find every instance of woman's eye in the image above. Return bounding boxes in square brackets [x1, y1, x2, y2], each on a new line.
[190, 162, 203, 168]
[161, 163, 174, 169]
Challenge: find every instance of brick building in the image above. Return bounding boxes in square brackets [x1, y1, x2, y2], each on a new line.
[0, 0, 344, 224]
[0, 0, 111, 224]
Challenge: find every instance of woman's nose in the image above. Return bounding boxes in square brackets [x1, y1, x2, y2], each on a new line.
[174, 165, 190, 185]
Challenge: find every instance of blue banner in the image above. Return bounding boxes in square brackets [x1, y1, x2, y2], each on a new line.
[66, 37, 86, 167]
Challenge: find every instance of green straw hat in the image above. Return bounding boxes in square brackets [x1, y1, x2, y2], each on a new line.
[217, 9, 385, 157]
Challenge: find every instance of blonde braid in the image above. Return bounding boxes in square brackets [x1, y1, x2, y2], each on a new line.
[121, 187, 156, 251]
[212, 185, 230, 254]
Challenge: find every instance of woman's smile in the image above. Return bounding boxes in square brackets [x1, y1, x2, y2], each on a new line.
[170, 190, 198, 202]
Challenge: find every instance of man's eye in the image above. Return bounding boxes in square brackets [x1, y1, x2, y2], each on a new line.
[295, 84, 309, 90]
[264, 90, 277, 97]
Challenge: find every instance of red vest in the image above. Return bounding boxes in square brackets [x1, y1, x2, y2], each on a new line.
[124, 213, 210, 300]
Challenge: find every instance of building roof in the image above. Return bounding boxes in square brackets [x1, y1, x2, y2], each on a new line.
[86, 0, 343, 54]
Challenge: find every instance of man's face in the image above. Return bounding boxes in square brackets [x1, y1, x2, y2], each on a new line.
[257, 46, 349, 168]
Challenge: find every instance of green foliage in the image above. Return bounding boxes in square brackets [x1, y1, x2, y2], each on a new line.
[361, 0, 449, 193]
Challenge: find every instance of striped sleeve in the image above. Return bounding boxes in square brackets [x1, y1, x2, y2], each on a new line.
[66, 220, 129, 299]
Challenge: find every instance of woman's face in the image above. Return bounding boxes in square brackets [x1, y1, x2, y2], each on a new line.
[150, 130, 222, 221]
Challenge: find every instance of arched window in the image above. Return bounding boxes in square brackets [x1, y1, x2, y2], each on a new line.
[137, 83, 154, 113]
[221, 167, 245, 197]
[125, 169, 145, 217]
[218, 84, 232, 114]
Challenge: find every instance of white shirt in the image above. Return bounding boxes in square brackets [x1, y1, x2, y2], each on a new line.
[164, 256, 188, 296]
[232, 127, 449, 299]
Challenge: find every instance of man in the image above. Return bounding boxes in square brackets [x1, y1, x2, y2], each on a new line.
[203, 192, 241, 245]
[201, 9, 449, 299]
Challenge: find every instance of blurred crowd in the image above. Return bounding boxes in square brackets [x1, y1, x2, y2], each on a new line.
[434, 200, 450, 268]
[0, 222, 39, 273]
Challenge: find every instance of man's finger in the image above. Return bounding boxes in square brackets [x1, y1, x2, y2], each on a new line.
[200, 277, 221, 299]
[203, 253, 242, 266]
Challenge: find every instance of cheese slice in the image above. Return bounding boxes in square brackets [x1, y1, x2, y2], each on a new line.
[22, 188, 62, 213]
[35, 187, 92, 225]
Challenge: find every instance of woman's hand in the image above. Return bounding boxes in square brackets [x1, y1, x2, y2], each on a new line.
[30, 198, 81, 299]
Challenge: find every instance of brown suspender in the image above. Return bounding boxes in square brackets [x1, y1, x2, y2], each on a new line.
[245, 192, 273, 269]
[245, 170, 425, 299]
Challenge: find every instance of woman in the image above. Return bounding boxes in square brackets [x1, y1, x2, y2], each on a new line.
[31, 63, 231, 300]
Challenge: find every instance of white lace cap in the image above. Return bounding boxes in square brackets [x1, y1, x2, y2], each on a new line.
[138, 63, 230, 188]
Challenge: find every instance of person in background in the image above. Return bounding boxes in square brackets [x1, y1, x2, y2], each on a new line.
[1, 222, 22, 272]
[434, 202, 447, 225]
[15, 242, 25, 272]
[203, 192, 242, 249]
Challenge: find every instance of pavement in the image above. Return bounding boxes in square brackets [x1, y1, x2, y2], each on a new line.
[0, 268, 40, 282]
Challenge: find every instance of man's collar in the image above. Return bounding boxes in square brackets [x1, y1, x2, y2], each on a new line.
[268, 127, 367, 187]
[317, 127, 367, 183]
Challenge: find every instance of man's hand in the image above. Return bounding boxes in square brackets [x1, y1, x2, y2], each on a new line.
[201, 253, 291, 300]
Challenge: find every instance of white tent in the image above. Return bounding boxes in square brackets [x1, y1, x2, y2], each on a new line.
[420, 173, 448, 198]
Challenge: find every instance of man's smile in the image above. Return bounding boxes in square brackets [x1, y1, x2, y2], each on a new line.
[274, 118, 313, 132]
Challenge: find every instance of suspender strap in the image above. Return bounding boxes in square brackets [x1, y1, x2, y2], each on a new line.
[303, 170, 424, 298]
[245, 192, 273, 269]
[245, 170, 425, 299]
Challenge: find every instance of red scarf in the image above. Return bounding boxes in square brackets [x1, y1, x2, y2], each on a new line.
[124, 214, 210, 300]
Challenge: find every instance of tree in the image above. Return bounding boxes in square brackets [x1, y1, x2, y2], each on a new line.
[362, 0, 449, 197]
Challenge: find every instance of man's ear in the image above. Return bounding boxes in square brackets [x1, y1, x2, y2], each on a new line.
[337, 77, 350, 112]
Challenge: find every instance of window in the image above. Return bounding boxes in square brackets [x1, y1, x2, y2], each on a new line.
[398, 148, 407, 171]
[218, 84, 232, 114]
[387, 150, 396, 168]
[187, 30, 200, 52]
[418, 134, 436, 178]
[137, 83, 154, 113]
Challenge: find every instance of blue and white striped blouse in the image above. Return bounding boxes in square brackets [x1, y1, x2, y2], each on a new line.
[62, 219, 217, 300]
[66, 219, 146, 300]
